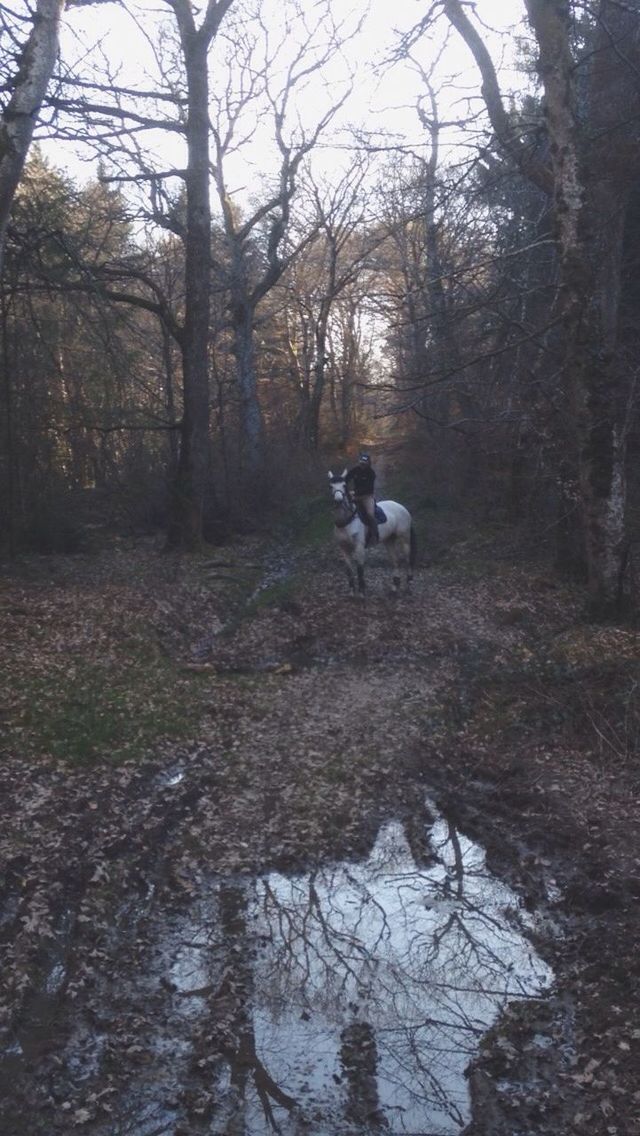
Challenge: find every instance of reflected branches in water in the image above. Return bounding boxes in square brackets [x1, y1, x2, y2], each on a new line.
[4, 808, 552, 1136]
[199, 811, 553, 1134]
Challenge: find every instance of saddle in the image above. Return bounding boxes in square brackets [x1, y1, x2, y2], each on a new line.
[355, 502, 386, 526]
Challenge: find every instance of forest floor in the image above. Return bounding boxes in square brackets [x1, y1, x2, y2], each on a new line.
[1, 482, 640, 1135]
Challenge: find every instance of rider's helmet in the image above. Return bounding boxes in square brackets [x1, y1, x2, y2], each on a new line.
[358, 452, 371, 463]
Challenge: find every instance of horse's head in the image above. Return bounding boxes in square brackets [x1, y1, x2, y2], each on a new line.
[328, 469, 349, 507]
[328, 470, 355, 528]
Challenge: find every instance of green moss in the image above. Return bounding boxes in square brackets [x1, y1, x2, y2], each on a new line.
[247, 577, 298, 612]
[12, 655, 214, 765]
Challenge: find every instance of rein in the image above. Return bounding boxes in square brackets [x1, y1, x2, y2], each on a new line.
[331, 489, 358, 529]
[333, 503, 357, 529]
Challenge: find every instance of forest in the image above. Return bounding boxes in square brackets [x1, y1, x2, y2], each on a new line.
[1, 0, 638, 613]
[2, 2, 640, 1135]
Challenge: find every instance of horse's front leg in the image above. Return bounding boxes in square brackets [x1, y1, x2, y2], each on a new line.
[339, 547, 358, 596]
[354, 539, 366, 598]
[346, 553, 365, 598]
[338, 534, 366, 598]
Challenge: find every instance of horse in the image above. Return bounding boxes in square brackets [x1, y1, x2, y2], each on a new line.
[328, 470, 417, 596]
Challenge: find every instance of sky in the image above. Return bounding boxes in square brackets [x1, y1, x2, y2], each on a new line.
[340, 0, 528, 144]
[44, 0, 532, 201]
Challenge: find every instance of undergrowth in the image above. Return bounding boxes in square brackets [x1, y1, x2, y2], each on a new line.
[433, 629, 640, 768]
[7, 653, 216, 765]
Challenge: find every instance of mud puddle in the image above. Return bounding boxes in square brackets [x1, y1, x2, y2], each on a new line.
[7, 802, 553, 1136]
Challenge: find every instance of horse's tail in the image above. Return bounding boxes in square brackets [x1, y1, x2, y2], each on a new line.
[410, 524, 418, 568]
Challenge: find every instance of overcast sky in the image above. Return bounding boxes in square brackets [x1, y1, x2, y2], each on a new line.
[46, 0, 531, 192]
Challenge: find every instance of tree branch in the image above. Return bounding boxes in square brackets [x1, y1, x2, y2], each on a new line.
[442, 0, 553, 195]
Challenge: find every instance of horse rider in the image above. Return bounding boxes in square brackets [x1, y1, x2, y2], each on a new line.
[345, 452, 379, 545]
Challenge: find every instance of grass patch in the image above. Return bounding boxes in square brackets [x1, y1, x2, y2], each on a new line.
[247, 577, 299, 613]
[7, 654, 215, 766]
[0, 538, 267, 766]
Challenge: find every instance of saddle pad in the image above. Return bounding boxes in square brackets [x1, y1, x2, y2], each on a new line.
[374, 505, 387, 524]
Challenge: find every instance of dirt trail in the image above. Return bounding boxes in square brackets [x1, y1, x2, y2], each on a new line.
[1, 524, 640, 1134]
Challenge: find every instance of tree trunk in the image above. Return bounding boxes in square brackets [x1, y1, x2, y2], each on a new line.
[168, 35, 212, 547]
[0, 0, 66, 277]
[232, 295, 265, 479]
[305, 303, 332, 450]
[340, 1020, 385, 1129]
[161, 323, 179, 476]
[0, 287, 16, 552]
[166, 1, 234, 547]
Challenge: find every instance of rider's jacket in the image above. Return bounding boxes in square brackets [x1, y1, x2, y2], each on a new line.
[345, 464, 375, 496]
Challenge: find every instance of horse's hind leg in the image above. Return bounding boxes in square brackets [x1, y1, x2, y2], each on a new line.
[357, 563, 365, 595]
[398, 534, 413, 589]
[384, 536, 402, 592]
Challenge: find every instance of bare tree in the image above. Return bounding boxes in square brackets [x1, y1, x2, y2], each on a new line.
[279, 160, 375, 449]
[43, 0, 356, 513]
[163, 0, 234, 547]
[209, 0, 356, 479]
[32, 0, 235, 546]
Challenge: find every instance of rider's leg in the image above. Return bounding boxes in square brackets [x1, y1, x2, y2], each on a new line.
[360, 494, 379, 544]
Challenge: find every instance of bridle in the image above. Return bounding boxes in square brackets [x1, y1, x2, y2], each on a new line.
[330, 480, 357, 528]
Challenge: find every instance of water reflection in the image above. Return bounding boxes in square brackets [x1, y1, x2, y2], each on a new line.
[179, 814, 552, 1135]
[2, 811, 552, 1136]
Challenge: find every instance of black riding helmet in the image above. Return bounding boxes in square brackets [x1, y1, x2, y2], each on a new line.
[358, 452, 371, 463]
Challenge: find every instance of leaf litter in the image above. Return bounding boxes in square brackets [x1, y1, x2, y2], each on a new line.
[0, 530, 639, 1133]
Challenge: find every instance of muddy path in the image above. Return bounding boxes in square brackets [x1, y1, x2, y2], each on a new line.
[1, 521, 640, 1135]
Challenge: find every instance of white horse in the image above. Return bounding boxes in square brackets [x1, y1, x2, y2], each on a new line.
[328, 470, 417, 596]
